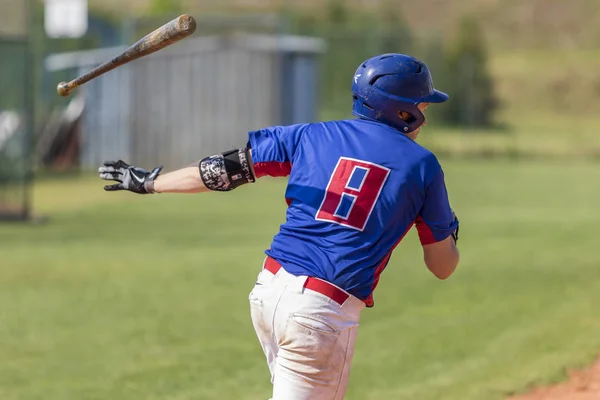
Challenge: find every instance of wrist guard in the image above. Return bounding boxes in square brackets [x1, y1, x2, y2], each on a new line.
[451, 215, 459, 244]
[199, 148, 255, 191]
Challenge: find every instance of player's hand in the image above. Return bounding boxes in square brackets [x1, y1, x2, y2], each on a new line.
[98, 160, 163, 194]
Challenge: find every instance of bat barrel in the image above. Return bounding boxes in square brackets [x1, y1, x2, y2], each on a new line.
[176, 14, 197, 35]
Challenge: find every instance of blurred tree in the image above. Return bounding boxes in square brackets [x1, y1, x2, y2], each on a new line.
[439, 16, 499, 128]
[326, 0, 348, 27]
[310, 0, 418, 120]
[146, 0, 182, 16]
[287, 10, 320, 36]
[379, 0, 413, 55]
[418, 34, 449, 126]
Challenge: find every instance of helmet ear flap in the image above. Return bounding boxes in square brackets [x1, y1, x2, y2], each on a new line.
[397, 106, 425, 133]
[397, 111, 414, 132]
[398, 110, 416, 124]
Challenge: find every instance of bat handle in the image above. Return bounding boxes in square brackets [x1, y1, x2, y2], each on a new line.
[57, 81, 72, 97]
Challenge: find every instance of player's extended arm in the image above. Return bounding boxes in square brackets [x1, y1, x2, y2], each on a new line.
[422, 234, 460, 280]
[415, 166, 460, 280]
[153, 166, 208, 193]
[98, 149, 256, 194]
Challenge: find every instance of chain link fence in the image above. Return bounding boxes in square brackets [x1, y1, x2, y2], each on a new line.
[0, 0, 33, 221]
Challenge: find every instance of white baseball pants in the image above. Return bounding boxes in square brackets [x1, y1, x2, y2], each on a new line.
[248, 259, 366, 400]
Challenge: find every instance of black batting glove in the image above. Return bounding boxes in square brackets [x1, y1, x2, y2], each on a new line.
[98, 160, 163, 194]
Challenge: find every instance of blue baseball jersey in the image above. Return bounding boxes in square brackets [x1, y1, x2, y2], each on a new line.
[248, 118, 458, 307]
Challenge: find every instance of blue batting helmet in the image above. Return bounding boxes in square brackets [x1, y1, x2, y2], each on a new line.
[351, 53, 448, 133]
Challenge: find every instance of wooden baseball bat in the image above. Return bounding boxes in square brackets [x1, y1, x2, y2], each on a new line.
[57, 14, 197, 97]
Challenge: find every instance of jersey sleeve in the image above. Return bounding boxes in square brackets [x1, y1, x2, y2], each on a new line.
[247, 123, 310, 178]
[415, 167, 459, 245]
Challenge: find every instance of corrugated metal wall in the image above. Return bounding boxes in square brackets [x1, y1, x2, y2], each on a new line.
[44, 33, 325, 171]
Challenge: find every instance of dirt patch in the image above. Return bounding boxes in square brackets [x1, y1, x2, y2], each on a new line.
[508, 357, 600, 400]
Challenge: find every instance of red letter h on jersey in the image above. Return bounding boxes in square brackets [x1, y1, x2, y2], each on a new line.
[316, 157, 390, 231]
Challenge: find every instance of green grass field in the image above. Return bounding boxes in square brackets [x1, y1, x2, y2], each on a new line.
[2, 159, 600, 400]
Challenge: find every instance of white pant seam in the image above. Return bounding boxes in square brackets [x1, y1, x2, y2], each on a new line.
[333, 328, 352, 399]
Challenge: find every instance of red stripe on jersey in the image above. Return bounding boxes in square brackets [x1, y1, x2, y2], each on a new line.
[254, 161, 292, 178]
[365, 222, 415, 307]
[415, 216, 436, 245]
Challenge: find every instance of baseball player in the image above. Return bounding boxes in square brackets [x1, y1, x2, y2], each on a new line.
[99, 53, 460, 400]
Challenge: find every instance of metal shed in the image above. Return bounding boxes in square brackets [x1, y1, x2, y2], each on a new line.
[44, 32, 326, 170]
